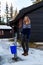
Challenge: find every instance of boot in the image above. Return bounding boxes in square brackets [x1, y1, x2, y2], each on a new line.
[22, 52, 25, 55]
[22, 51, 28, 56]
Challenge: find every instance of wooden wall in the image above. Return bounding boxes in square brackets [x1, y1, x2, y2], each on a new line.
[27, 7, 43, 42]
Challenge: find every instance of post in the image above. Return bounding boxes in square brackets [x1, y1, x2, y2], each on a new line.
[13, 33, 17, 61]
[14, 33, 17, 58]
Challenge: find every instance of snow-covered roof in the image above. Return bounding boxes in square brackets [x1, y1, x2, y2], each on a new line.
[0, 25, 12, 29]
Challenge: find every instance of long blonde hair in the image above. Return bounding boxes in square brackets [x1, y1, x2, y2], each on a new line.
[23, 16, 31, 24]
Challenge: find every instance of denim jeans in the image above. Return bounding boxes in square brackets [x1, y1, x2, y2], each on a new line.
[21, 33, 30, 53]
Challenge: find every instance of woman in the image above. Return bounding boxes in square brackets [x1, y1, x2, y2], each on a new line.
[21, 16, 31, 56]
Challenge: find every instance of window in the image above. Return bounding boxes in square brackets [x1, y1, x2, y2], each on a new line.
[0, 30, 4, 35]
[0, 31, 1, 35]
[2, 30, 4, 35]
[19, 19, 23, 28]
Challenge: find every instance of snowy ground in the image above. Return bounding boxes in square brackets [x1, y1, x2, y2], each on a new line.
[0, 39, 43, 65]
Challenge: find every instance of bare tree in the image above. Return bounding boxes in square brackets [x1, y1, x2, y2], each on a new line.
[0, 2, 1, 23]
[6, 2, 9, 23]
[14, 8, 18, 18]
[33, 0, 42, 4]
[10, 3, 13, 19]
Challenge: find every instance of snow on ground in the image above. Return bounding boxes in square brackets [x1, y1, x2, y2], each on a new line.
[0, 39, 43, 65]
[35, 42, 43, 44]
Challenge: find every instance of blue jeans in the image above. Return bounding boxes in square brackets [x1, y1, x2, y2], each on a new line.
[21, 28, 31, 53]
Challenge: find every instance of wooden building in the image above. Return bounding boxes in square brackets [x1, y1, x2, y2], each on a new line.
[9, 1, 43, 42]
[0, 25, 13, 38]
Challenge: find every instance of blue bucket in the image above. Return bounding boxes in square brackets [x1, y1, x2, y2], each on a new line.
[10, 46, 17, 54]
